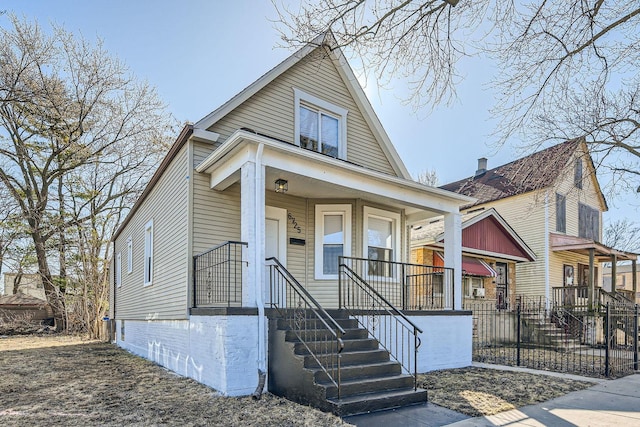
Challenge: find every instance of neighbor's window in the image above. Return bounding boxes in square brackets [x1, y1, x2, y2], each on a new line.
[574, 158, 583, 189]
[363, 207, 401, 277]
[144, 220, 154, 286]
[578, 203, 599, 241]
[127, 236, 133, 274]
[294, 88, 347, 159]
[315, 204, 352, 279]
[115, 252, 122, 288]
[556, 193, 566, 233]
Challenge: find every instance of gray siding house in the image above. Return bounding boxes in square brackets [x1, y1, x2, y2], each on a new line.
[110, 33, 473, 415]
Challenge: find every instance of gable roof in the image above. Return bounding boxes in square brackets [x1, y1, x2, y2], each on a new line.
[412, 208, 536, 262]
[194, 32, 411, 179]
[440, 139, 602, 207]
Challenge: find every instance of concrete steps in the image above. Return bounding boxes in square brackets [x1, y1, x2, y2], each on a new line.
[268, 310, 427, 416]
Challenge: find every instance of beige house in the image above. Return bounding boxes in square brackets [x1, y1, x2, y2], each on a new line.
[2, 273, 47, 301]
[441, 140, 637, 308]
[603, 264, 639, 303]
[110, 33, 474, 415]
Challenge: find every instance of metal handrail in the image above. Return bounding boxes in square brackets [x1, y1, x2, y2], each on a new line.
[339, 257, 422, 390]
[266, 257, 345, 398]
[193, 241, 247, 307]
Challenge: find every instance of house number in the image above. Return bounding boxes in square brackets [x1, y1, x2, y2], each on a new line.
[287, 213, 301, 233]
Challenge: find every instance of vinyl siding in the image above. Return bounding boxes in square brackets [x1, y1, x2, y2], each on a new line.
[192, 141, 242, 254]
[207, 46, 396, 176]
[114, 145, 189, 319]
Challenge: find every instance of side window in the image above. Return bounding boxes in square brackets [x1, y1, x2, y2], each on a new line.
[144, 220, 154, 286]
[294, 88, 347, 159]
[315, 204, 352, 280]
[127, 236, 133, 274]
[363, 207, 401, 277]
[115, 252, 122, 288]
[556, 193, 566, 233]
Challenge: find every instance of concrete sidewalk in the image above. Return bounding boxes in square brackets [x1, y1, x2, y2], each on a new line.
[448, 373, 640, 426]
[344, 371, 640, 427]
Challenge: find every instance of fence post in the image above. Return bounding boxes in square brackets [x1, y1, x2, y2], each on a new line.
[516, 302, 521, 367]
[192, 256, 197, 308]
[605, 303, 610, 378]
[634, 304, 638, 372]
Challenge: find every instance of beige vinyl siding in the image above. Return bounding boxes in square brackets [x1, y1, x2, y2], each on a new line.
[192, 141, 242, 253]
[115, 145, 189, 320]
[476, 192, 547, 296]
[208, 47, 396, 176]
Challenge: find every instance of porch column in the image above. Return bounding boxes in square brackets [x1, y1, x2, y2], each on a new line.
[611, 255, 617, 295]
[240, 156, 266, 307]
[588, 248, 595, 310]
[444, 212, 462, 310]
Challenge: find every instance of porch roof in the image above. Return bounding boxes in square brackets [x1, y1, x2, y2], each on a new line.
[195, 129, 475, 220]
[550, 233, 638, 262]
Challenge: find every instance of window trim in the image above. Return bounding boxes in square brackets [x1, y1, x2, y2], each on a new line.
[362, 206, 401, 265]
[127, 236, 133, 274]
[294, 88, 348, 159]
[115, 252, 122, 288]
[143, 220, 154, 287]
[315, 204, 352, 280]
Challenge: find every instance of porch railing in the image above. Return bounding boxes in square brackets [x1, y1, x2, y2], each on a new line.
[551, 286, 635, 311]
[266, 257, 345, 398]
[339, 256, 423, 390]
[193, 241, 247, 307]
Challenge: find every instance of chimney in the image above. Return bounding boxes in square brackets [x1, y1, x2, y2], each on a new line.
[475, 157, 488, 177]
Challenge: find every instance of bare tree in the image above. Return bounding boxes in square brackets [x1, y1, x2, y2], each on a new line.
[604, 218, 640, 254]
[0, 15, 174, 329]
[275, 1, 640, 194]
[415, 168, 439, 186]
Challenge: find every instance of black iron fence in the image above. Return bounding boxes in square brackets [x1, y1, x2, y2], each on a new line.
[193, 241, 247, 307]
[338, 256, 454, 310]
[339, 256, 423, 390]
[468, 296, 638, 378]
[267, 257, 345, 398]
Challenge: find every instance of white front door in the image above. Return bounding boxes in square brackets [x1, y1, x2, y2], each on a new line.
[265, 206, 287, 306]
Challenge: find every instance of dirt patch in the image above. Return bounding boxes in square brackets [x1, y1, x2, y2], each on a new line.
[0, 336, 596, 425]
[419, 367, 593, 417]
[0, 336, 347, 426]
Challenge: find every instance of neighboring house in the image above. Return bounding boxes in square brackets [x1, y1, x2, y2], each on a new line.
[2, 273, 47, 301]
[440, 140, 638, 308]
[603, 264, 639, 304]
[411, 208, 536, 309]
[110, 33, 474, 415]
[0, 293, 53, 324]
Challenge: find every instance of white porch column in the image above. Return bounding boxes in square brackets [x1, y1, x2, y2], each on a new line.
[240, 155, 266, 307]
[444, 212, 463, 310]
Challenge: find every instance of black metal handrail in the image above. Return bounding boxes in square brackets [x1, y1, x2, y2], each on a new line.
[266, 257, 345, 398]
[339, 256, 423, 390]
[193, 241, 247, 307]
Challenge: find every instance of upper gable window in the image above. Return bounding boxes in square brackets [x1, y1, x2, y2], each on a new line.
[294, 88, 347, 159]
[574, 158, 583, 189]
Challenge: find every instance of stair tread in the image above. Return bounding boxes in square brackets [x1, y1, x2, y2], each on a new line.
[319, 373, 413, 387]
[327, 387, 427, 404]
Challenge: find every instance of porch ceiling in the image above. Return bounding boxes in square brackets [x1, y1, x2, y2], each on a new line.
[550, 232, 638, 262]
[195, 130, 475, 220]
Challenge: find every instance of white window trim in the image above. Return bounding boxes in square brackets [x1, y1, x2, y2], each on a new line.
[362, 206, 401, 265]
[315, 204, 352, 280]
[294, 88, 348, 159]
[144, 220, 154, 287]
[115, 252, 122, 288]
[127, 236, 133, 274]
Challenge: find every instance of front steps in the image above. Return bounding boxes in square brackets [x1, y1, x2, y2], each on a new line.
[268, 309, 427, 416]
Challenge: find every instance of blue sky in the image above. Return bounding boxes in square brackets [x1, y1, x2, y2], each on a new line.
[1, 0, 634, 222]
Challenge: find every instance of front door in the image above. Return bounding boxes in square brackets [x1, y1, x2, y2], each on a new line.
[265, 206, 287, 305]
[495, 262, 508, 310]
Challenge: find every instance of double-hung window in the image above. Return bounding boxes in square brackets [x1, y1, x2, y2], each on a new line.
[115, 252, 122, 288]
[144, 220, 154, 286]
[315, 204, 352, 279]
[363, 207, 401, 277]
[127, 236, 133, 274]
[294, 88, 347, 159]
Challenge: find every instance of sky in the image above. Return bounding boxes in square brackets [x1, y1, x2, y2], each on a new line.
[0, 0, 635, 224]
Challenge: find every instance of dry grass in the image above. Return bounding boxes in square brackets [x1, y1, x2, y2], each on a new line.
[0, 335, 595, 425]
[419, 367, 593, 417]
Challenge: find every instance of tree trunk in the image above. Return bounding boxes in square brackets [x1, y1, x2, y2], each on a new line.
[32, 230, 66, 331]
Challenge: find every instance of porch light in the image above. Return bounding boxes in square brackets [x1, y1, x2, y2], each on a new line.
[275, 179, 288, 193]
